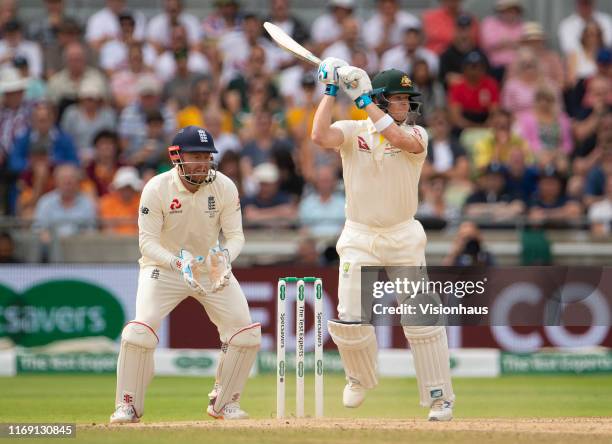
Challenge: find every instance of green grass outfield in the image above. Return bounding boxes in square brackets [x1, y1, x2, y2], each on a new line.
[1, 374, 611, 443]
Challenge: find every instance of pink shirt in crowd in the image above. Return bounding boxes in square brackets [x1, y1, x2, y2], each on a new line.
[515, 110, 574, 154]
[480, 16, 524, 68]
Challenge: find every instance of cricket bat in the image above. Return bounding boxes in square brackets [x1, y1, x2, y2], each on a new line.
[263, 21, 321, 66]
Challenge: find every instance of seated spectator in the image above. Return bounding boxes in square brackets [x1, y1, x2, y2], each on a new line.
[278, 56, 320, 109]
[0, 231, 17, 263]
[380, 26, 438, 77]
[27, 0, 79, 48]
[0, 66, 32, 162]
[443, 221, 495, 266]
[242, 162, 297, 228]
[584, 147, 612, 206]
[41, 18, 95, 80]
[99, 166, 142, 235]
[449, 51, 500, 130]
[417, 173, 461, 223]
[110, 43, 155, 110]
[473, 108, 531, 169]
[566, 19, 604, 87]
[155, 24, 210, 83]
[588, 175, 612, 236]
[9, 102, 78, 175]
[0, 20, 42, 78]
[558, 0, 612, 55]
[364, 0, 420, 57]
[124, 110, 168, 175]
[85, 129, 122, 197]
[163, 55, 211, 112]
[13, 56, 46, 101]
[176, 77, 226, 131]
[202, 0, 243, 42]
[566, 47, 612, 117]
[118, 75, 175, 156]
[424, 108, 469, 181]
[100, 12, 156, 76]
[60, 79, 117, 160]
[14, 139, 56, 218]
[298, 165, 344, 237]
[265, 0, 309, 47]
[515, 84, 573, 173]
[504, 147, 539, 202]
[218, 150, 244, 195]
[32, 163, 96, 244]
[573, 76, 612, 157]
[147, 0, 201, 54]
[47, 42, 108, 117]
[439, 14, 488, 89]
[202, 109, 240, 160]
[85, 0, 146, 52]
[411, 59, 445, 125]
[310, 0, 355, 53]
[241, 109, 293, 170]
[293, 236, 323, 266]
[480, 0, 524, 81]
[528, 168, 583, 226]
[286, 72, 318, 142]
[321, 17, 377, 74]
[423, 0, 479, 55]
[502, 48, 551, 114]
[463, 163, 525, 222]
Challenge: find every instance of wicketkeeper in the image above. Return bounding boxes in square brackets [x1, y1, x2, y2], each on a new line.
[111, 125, 260, 423]
[311, 58, 455, 421]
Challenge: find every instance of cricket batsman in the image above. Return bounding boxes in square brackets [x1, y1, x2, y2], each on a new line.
[311, 59, 455, 421]
[110, 126, 260, 423]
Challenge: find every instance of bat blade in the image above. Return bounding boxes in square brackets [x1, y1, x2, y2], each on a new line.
[263, 21, 321, 66]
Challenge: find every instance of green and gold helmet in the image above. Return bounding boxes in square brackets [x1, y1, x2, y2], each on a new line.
[370, 69, 422, 117]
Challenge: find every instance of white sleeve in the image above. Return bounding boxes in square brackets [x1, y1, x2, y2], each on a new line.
[331, 120, 359, 153]
[219, 181, 245, 262]
[404, 125, 428, 160]
[138, 180, 177, 269]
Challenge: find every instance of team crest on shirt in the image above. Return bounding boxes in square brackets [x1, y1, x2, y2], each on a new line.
[205, 195, 219, 218]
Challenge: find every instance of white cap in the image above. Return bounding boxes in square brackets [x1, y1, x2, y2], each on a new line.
[253, 162, 279, 184]
[0, 67, 28, 93]
[111, 167, 143, 191]
[137, 75, 162, 96]
[329, 0, 354, 9]
[78, 78, 105, 99]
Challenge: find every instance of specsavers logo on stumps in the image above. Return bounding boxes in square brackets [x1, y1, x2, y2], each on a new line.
[0, 280, 125, 347]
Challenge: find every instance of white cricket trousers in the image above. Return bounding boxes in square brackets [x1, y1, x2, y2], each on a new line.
[135, 265, 253, 342]
[336, 219, 427, 322]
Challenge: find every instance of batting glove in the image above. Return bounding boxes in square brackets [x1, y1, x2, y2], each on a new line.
[337, 66, 373, 108]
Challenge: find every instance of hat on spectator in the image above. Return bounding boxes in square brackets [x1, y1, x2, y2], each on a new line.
[3, 20, 21, 33]
[538, 165, 565, 182]
[78, 79, 105, 99]
[496, 0, 523, 11]
[137, 75, 162, 96]
[12, 56, 28, 69]
[329, 0, 354, 10]
[597, 47, 612, 65]
[253, 162, 279, 184]
[111, 167, 143, 191]
[463, 50, 485, 66]
[456, 14, 473, 28]
[482, 162, 506, 176]
[0, 67, 28, 93]
[522, 22, 545, 41]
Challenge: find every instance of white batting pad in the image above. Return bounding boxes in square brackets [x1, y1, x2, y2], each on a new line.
[403, 325, 455, 407]
[328, 321, 378, 389]
[211, 323, 261, 414]
[115, 321, 158, 417]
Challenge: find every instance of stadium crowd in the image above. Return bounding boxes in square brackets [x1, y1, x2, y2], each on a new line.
[0, 0, 611, 259]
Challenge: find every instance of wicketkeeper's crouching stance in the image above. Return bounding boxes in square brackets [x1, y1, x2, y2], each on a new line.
[111, 126, 260, 423]
[312, 59, 455, 421]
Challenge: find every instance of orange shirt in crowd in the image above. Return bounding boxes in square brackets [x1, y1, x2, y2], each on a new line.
[423, 7, 479, 55]
[99, 191, 141, 235]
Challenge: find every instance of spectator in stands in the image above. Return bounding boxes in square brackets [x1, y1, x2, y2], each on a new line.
[28, 0, 77, 47]
[201, 108, 240, 159]
[380, 26, 438, 77]
[110, 43, 154, 110]
[502, 48, 550, 114]
[99, 166, 141, 235]
[264, 0, 310, 70]
[573, 76, 612, 157]
[515, 84, 573, 173]
[423, 0, 479, 55]
[242, 162, 297, 228]
[60, 78, 117, 160]
[155, 24, 210, 83]
[100, 12, 156, 76]
[449, 50, 499, 131]
[322, 17, 377, 74]
[0, 231, 17, 263]
[513, 22, 565, 89]
[584, 147, 612, 206]
[9, 102, 78, 174]
[163, 56, 211, 112]
[423, 109, 469, 181]
[0, 0, 17, 38]
[528, 168, 582, 226]
[439, 14, 487, 90]
[0, 67, 31, 164]
[480, 0, 524, 82]
[118, 75, 175, 156]
[85, 129, 121, 197]
[410, 59, 445, 125]
[123, 110, 168, 174]
[278, 55, 319, 108]
[147, 0, 201, 54]
[363, 0, 420, 58]
[42, 18, 94, 80]
[85, 0, 146, 52]
[566, 20, 605, 87]
[311, 0, 355, 53]
[14, 138, 56, 218]
[218, 150, 244, 195]
[443, 221, 495, 265]
[504, 146, 539, 203]
[293, 236, 323, 266]
[463, 163, 525, 222]
[0, 20, 42, 78]
[201, 0, 243, 41]
[417, 173, 461, 223]
[241, 109, 292, 170]
[32, 163, 96, 243]
[473, 109, 530, 169]
[286, 72, 319, 151]
[176, 77, 219, 129]
[12, 56, 45, 101]
[298, 165, 344, 237]
[588, 175, 612, 236]
[47, 42, 108, 116]
[559, 0, 612, 55]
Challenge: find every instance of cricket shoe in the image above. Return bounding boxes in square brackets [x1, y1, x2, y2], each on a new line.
[207, 402, 249, 420]
[428, 399, 453, 421]
[343, 379, 367, 408]
[110, 404, 140, 424]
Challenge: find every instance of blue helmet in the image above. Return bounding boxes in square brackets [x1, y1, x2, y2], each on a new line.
[168, 126, 217, 186]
